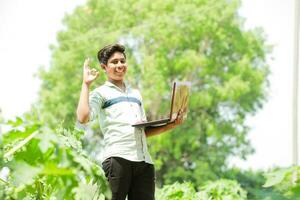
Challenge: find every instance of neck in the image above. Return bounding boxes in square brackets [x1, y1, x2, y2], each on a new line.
[109, 79, 125, 91]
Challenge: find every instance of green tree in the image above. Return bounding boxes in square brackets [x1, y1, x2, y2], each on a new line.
[36, 0, 269, 187]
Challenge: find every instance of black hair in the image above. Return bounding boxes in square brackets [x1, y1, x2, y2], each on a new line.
[97, 43, 126, 65]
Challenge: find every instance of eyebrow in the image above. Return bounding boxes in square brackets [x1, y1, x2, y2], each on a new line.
[110, 58, 126, 62]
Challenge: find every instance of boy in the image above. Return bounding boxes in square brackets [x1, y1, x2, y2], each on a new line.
[77, 44, 184, 200]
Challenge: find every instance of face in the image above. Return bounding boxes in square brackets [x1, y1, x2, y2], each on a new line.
[103, 51, 127, 81]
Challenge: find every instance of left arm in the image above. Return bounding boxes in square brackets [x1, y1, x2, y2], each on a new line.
[145, 111, 184, 137]
[145, 122, 178, 137]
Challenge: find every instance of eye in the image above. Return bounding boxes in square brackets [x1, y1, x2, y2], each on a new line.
[121, 60, 126, 64]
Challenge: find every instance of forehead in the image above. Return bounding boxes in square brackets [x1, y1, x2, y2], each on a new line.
[108, 52, 126, 61]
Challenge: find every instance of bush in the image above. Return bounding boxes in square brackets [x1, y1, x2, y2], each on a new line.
[155, 179, 247, 200]
[0, 117, 111, 199]
[263, 166, 300, 199]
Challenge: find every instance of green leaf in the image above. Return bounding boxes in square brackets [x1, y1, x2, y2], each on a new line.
[36, 131, 58, 153]
[42, 162, 74, 176]
[10, 161, 42, 187]
[73, 153, 93, 174]
[72, 181, 104, 200]
[198, 179, 247, 200]
[4, 131, 39, 159]
[263, 168, 290, 188]
[156, 182, 197, 200]
[7, 117, 23, 127]
[3, 122, 39, 145]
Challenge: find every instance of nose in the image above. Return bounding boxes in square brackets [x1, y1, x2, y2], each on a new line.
[116, 61, 126, 72]
[116, 66, 124, 72]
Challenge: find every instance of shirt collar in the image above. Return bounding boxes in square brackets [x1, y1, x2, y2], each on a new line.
[104, 80, 131, 92]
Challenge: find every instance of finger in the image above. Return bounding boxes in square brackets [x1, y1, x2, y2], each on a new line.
[84, 58, 91, 69]
[90, 68, 98, 76]
[177, 110, 182, 119]
[91, 68, 97, 72]
[91, 71, 99, 81]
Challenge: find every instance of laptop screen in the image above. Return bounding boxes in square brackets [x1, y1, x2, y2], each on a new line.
[170, 81, 191, 121]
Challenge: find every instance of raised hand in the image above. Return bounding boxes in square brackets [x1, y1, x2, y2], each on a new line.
[83, 58, 99, 85]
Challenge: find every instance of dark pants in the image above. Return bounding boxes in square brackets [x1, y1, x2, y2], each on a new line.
[102, 157, 155, 200]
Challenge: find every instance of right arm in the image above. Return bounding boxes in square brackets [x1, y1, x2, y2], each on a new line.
[76, 58, 99, 124]
[77, 83, 91, 123]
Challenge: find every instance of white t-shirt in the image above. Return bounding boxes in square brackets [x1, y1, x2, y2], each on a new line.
[89, 81, 153, 164]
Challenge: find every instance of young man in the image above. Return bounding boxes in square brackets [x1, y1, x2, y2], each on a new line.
[77, 44, 184, 200]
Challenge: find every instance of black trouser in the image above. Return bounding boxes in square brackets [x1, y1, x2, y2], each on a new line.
[102, 157, 155, 200]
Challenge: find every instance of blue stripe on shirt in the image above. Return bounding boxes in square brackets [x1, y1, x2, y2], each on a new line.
[102, 96, 141, 109]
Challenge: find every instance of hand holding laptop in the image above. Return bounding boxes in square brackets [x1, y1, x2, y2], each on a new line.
[169, 109, 185, 128]
[133, 81, 191, 128]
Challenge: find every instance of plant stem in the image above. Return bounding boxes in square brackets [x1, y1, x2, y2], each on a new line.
[0, 177, 8, 184]
[4, 131, 39, 159]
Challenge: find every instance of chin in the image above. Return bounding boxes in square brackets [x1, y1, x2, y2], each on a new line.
[113, 76, 124, 81]
[115, 74, 125, 79]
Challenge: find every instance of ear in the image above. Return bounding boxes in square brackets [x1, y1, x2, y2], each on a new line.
[100, 63, 106, 71]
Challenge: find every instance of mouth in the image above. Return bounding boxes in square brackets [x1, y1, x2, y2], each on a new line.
[115, 68, 125, 74]
[115, 72, 124, 76]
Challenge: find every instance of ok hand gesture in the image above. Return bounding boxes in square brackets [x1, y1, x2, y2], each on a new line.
[83, 58, 99, 85]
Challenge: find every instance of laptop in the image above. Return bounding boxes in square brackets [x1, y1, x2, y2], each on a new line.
[132, 81, 191, 128]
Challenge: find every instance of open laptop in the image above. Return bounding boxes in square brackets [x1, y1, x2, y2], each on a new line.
[132, 81, 191, 128]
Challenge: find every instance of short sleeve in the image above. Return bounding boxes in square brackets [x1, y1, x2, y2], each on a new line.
[89, 90, 104, 122]
[138, 91, 147, 122]
[141, 102, 147, 122]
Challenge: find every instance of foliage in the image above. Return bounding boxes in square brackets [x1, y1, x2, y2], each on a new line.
[224, 167, 287, 199]
[198, 179, 247, 200]
[263, 166, 300, 199]
[35, 0, 270, 187]
[0, 117, 111, 199]
[155, 182, 198, 200]
[155, 179, 247, 200]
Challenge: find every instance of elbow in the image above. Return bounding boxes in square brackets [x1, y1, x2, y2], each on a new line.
[76, 111, 89, 124]
[77, 117, 88, 124]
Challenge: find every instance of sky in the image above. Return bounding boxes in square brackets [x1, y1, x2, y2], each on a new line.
[0, 0, 296, 170]
[233, 0, 294, 170]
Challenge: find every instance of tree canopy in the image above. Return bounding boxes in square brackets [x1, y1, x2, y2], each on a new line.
[36, 0, 270, 186]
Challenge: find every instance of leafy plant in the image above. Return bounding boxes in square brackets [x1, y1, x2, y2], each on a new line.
[155, 179, 247, 200]
[198, 179, 247, 200]
[155, 182, 198, 200]
[0, 117, 111, 199]
[263, 166, 300, 199]
[224, 167, 287, 200]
